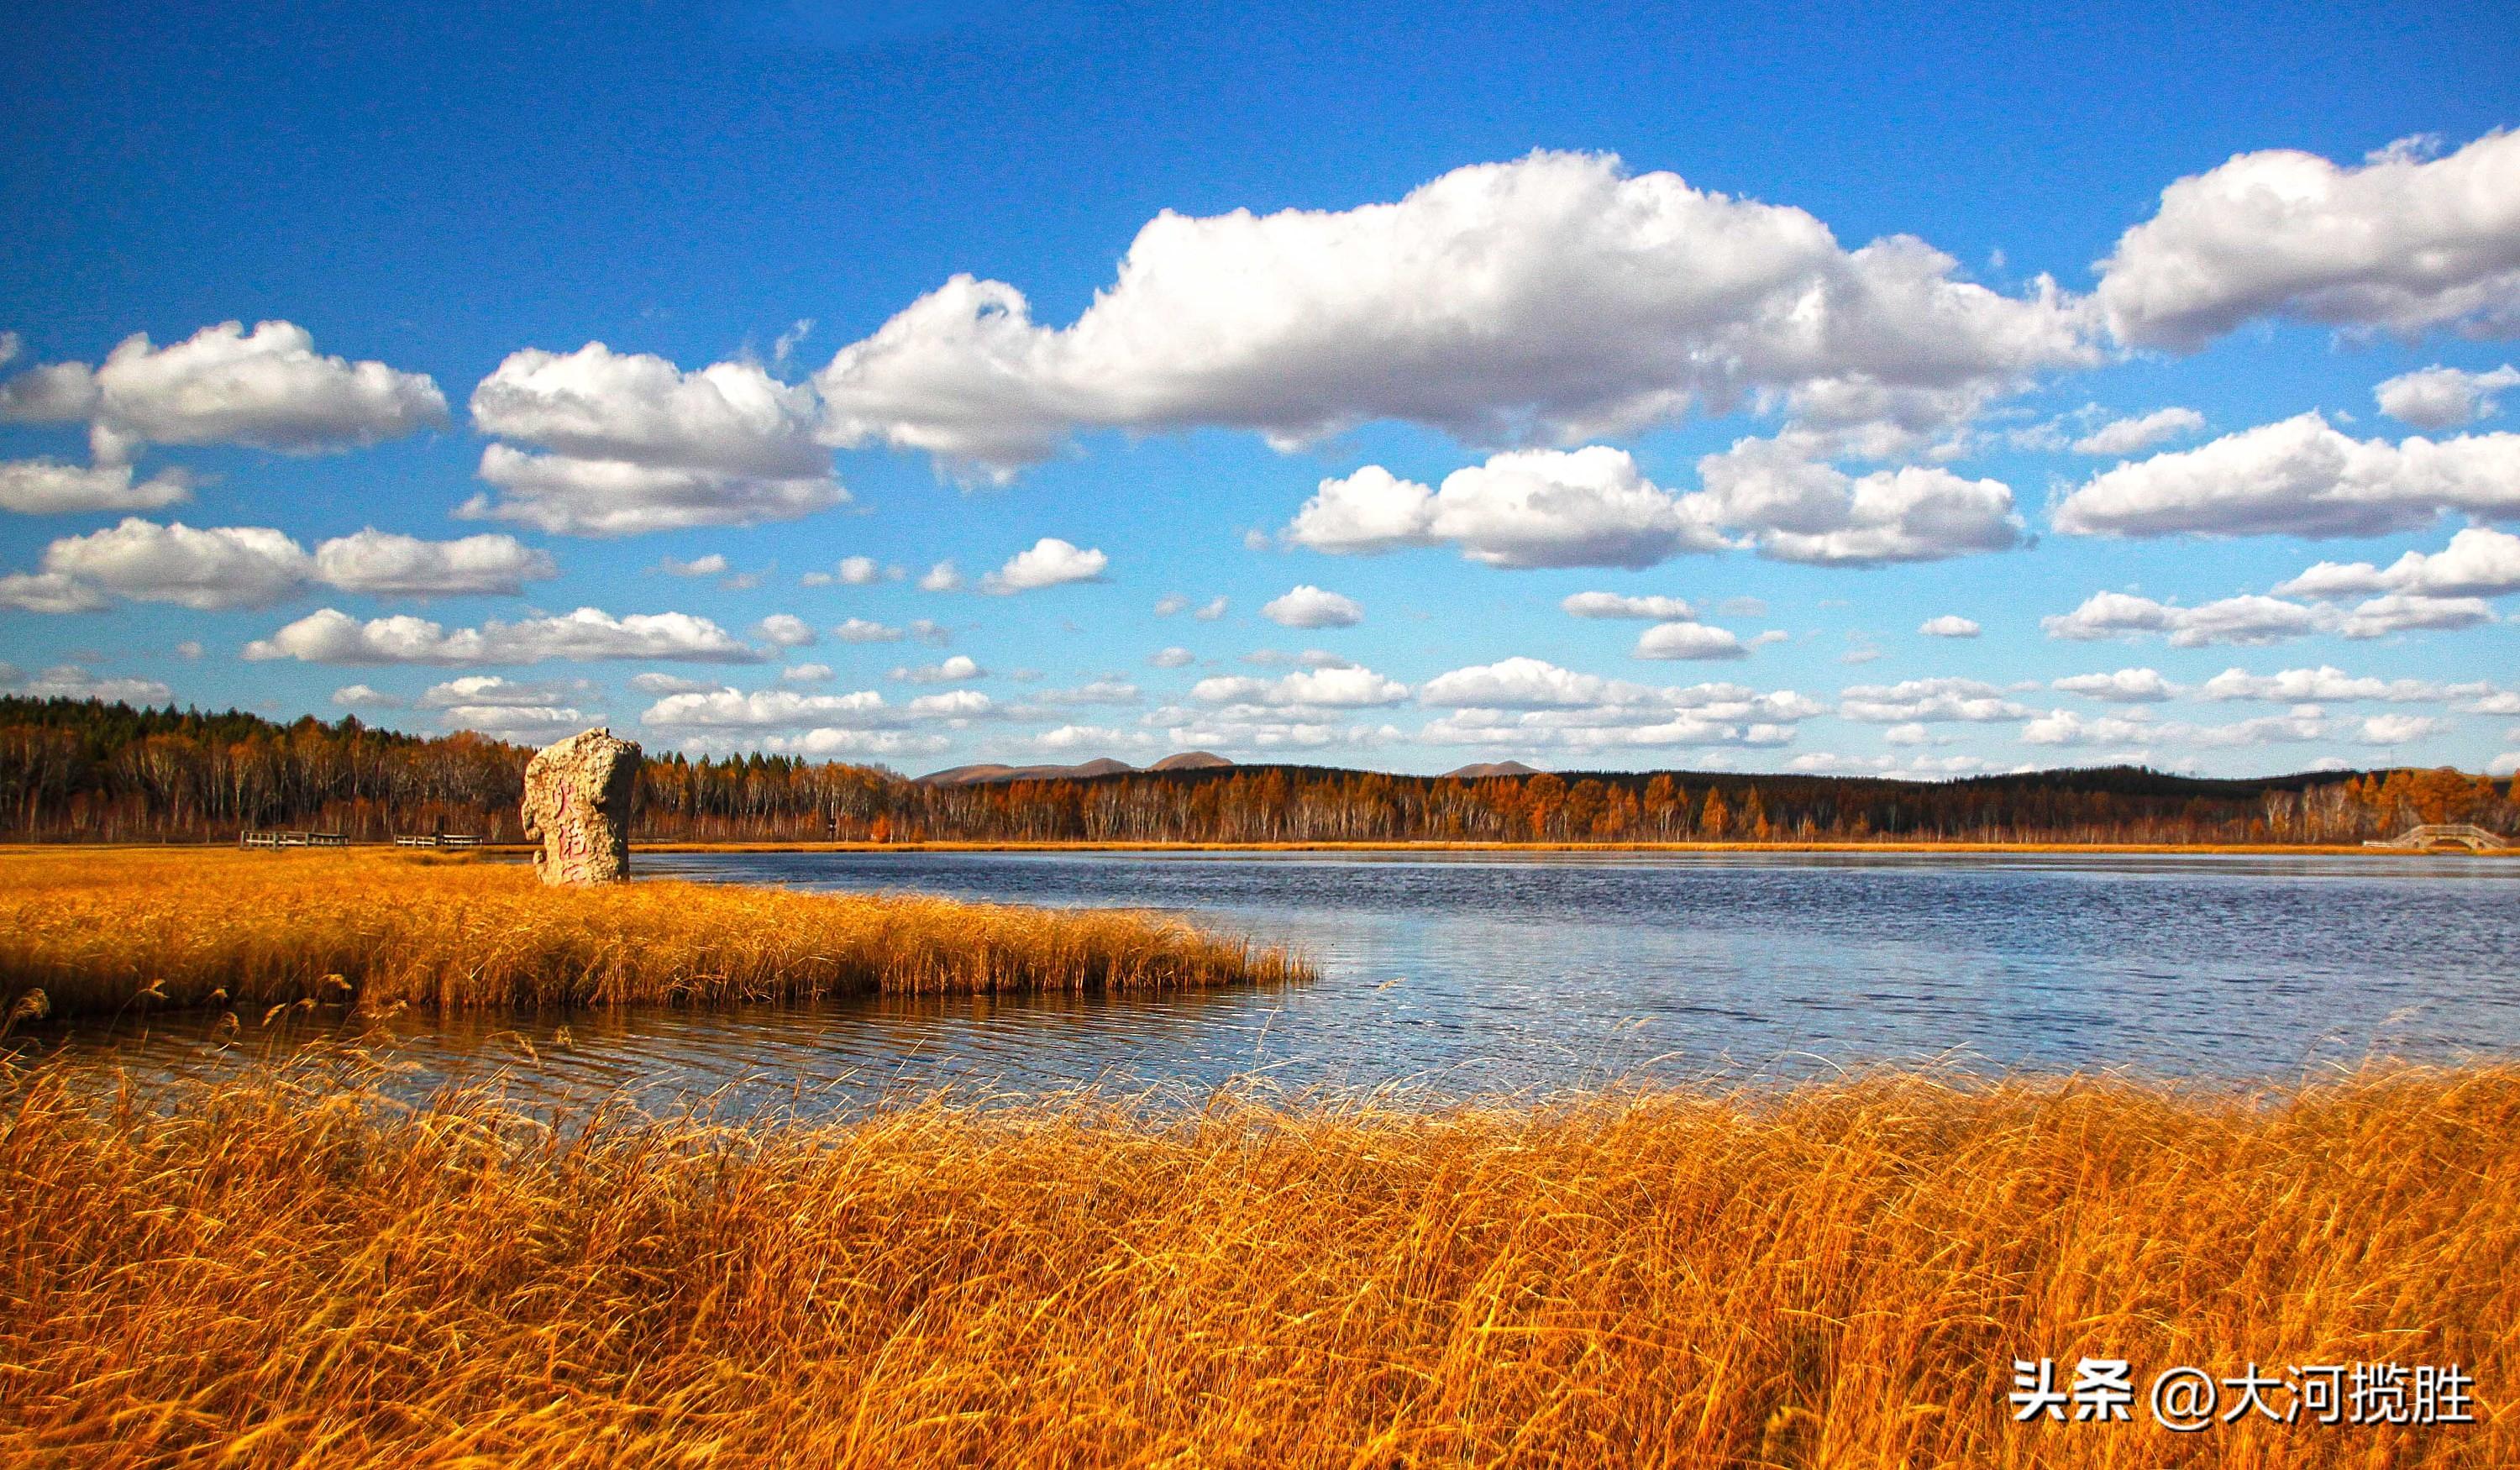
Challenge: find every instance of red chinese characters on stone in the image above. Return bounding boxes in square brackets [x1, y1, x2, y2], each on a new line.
[521, 727, 639, 885]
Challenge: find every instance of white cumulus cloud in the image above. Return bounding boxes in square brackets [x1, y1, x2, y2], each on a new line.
[0, 319, 448, 461]
[2051, 413, 2520, 538]
[0, 458, 192, 515]
[1918, 615, 1982, 638]
[18, 519, 554, 610]
[463, 343, 847, 535]
[892, 654, 983, 684]
[1839, 677, 2034, 723]
[4, 663, 174, 705]
[2200, 666, 2463, 703]
[979, 537, 1108, 594]
[0, 571, 110, 613]
[813, 150, 2093, 478]
[1192, 665, 1410, 709]
[243, 607, 763, 665]
[331, 684, 402, 709]
[2094, 130, 2520, 349]
[1261, 584, 1363, 628]
[312, 529, 556, 596]
[2040, 587, 2491, 645]
[2070, 407, 2205, 456]
[1633, 621, 1748, 660]
[39, 519, 312, 610]
[755, 613, 816, 647]
[1284, 450, 1722, 569]
[2375, 365, 2520, 430]
[1562, 591, 1697, 620]
[2052, 668, 2178, 702]
[2276, 527, 2520, 600]
[1690, 435, 2025, 564]
[832, 617, 906, 643]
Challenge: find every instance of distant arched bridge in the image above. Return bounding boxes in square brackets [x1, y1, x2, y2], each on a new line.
[2365, 824, 2511, 853]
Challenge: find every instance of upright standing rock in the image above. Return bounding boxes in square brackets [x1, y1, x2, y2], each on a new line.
[522, 727, 642, 885]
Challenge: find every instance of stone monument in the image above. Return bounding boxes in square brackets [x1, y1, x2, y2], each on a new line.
[522, 727, 642, 885]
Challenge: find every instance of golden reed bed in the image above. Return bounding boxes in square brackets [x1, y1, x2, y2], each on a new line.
[0, 848, 1306, 1019]
[0, 1059, 2510, 1467]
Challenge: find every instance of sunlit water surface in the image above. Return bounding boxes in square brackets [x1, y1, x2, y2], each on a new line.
[22, 850, 2520, 1116]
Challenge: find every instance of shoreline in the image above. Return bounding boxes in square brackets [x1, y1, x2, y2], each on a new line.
[8, 837, 2513, 858]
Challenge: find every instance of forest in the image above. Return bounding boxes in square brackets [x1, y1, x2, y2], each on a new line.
[3, 695, 2511, 847]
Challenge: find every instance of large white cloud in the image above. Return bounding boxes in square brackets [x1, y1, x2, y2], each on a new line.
[813, 150, 2093, 477]
[0, 458, 192, 515]
[19, 519, 555, 610]
[1261, 585, 1364, 628]
[463, 344, 848, 535]
[243, 606, 764, 665]
[1284, 449, 1724, 569]
[1689, 436, 2024, 564]
[2095, 130, 2520, 349]
[312, 529, 556, 596]
[2051, 413, 2520, 538]
[1288, 440, 2024, 569]
[2276, 527, 2520, 600]
[0, 320, 448, 462]
[2375, 365, 2520, 430]
[979, 537, 1108, 593]
[39, 519, 310, 610]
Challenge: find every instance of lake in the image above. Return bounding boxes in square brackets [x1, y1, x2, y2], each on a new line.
[24, 850, 2520, 1113]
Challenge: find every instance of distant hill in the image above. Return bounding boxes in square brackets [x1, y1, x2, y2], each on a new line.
[1150, 751, 1232, 772]
[919, 751, 1236, 785]
[1445, 760, 1541, 779]
[916, 758, 1137, 786]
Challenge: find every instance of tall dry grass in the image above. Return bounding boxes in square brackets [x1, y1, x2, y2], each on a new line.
[0, 848, 1306, 1018]
[0, 1057, 2511, 1467]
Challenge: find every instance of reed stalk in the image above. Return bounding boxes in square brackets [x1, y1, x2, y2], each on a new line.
[0, 1057, 2511, 1466]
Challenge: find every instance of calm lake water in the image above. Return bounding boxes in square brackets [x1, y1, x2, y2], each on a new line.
[24, 851, 2520, 1113]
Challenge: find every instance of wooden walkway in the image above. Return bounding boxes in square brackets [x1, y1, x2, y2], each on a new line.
[2365, 823, 2510, 852]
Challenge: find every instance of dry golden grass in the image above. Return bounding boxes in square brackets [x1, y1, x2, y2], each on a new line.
[0, 848, 1306, 1019]
[0, 1056, 2511, 1467]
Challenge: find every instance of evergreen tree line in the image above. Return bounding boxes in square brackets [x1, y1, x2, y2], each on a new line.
[3, 696, 2512, 846]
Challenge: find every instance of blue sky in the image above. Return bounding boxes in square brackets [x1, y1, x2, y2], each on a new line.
[3, 0, 2517, 777]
